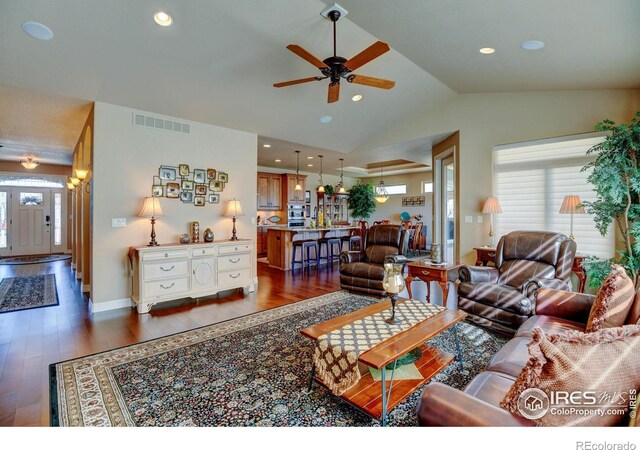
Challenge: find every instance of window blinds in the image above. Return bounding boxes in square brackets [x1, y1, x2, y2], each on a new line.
[494, 135, 614, 259]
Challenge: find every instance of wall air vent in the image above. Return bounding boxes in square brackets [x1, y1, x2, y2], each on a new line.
[133, 112, 191, 134]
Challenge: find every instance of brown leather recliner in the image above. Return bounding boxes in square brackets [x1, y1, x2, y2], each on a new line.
[339, 224, 408, 296]
[458, 231, 577, 334]
[417, 287, 640, 426]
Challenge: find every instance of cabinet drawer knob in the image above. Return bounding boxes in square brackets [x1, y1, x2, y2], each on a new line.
[160, 265, 174, 272]
[235, 247, 238, 251]
[164, 253, 169, 258]
[229, 273, 240, 279]
[160, 282, 175, 290]
[202, 250, 206, 254]
[229, 257, 240, 264]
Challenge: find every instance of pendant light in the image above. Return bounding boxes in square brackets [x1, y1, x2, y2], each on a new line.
[338, 158, 346, 194]
[294, 150, 302, 191]
[374, 162, 389, 203]
[21, 157, 40, 170]
[317, 155, 325, 193]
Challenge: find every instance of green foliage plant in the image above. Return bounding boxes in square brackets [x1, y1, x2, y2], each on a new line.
[348, 181, 376, 220]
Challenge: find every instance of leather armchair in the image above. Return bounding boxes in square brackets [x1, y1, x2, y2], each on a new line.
[339, 224, 408, 296]
[458, 231, 576, 334]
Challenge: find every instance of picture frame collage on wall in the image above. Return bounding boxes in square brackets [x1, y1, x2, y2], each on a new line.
[402, 195, 426, 207]
[152, 164, 228, 206]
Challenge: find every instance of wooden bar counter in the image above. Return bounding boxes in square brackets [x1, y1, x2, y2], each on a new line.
[266, 226, 357, 270]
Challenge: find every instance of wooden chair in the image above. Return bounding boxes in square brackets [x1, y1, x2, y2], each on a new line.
[372, 220, 390, 226]
[408, 221, 424, 255]
[400, 220, 412, 230]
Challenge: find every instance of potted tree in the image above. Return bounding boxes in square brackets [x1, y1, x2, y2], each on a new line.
[348, 181, 376, 221]
[582, 112, 640, 288]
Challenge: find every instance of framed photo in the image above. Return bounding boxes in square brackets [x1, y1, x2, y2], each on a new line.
[207, 169, 217, 181]
[194, 196, 206, 207]
[181, 180, 194, 191]
[152, 185, 164, 197]
[217, 172, 228, 183]
[210, 181, 224, 192]
[195, 184, 207, 195]
[193, 169, 206, 183]
[208, 193, 220, 204]
[179, 164, 190, 177]
[180, 191, 193, 203]
[166, 182, 180, 198]
[159, 166, 177, 181]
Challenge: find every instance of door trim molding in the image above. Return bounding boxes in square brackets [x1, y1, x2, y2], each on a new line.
[432, 132, 460, 264]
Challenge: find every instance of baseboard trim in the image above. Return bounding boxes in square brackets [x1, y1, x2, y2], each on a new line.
[89, 298, 133, 314]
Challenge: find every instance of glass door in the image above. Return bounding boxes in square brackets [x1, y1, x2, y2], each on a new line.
[441, 155, 456, 263]
[0, 190, 9, 257]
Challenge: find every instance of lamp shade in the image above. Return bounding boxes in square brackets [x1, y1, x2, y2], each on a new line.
[75, 168, 88, 180]
[139, 197, 164, 218]
[482, 197, 503, 214]
[559, 195, 586, 214]
[224, 199, 244, 217]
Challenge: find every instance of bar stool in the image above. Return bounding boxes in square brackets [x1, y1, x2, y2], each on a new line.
[318, 236, 342, 267]
[340, 233, 362, 251]
[291, 239, 319, 271]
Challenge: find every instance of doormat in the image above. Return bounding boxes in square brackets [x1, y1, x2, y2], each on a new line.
[0, 274, 59, 313]
[0, 254, 71, 265]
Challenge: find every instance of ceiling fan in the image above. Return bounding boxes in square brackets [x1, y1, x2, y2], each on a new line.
[273, 7, 396, 103]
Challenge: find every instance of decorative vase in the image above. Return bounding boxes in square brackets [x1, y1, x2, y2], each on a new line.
[179, 233, 190, 245]
[203, 228, 214, 243]
[191, 221, 200, 243]
[430, 244, 442, 264]
[382, 262, 406, 324]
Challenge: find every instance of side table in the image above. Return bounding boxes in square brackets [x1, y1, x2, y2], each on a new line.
[405, 262, 462, 308]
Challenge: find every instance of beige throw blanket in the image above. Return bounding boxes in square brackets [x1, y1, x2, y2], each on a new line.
[313, 300, 444, 395]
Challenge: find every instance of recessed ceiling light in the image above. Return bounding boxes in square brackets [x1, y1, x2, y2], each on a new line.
[154, 11, 173, 27]
[307, 156, 313, 160]
[275, 159, 282, 162]
[479, 47, 495, 55]
[262, 144, 271, 148]
[307, 164, 313, 167]
[22, 21, 54, 40]
[352, 94, 363, 102]
[320, 115, 332, 124]
[520, 40, 545, 50]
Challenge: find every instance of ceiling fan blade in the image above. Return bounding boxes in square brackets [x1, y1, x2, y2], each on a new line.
[273, 77, 322, 88]
[328, 82, 340, 103]
[348, 74, 396, 90]
[344, 41, 390, 71]
[286, 45, 329, 69]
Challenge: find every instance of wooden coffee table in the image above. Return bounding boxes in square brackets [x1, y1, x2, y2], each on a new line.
[300, 300, 467, 426]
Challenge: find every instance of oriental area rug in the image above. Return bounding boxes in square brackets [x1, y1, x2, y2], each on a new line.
[0, 274, 58, 314]
[50, 291, 507, 427]
[0, 254, 71, 265]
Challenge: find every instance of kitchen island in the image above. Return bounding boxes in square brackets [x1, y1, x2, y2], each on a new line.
[266, 226, 358, 270]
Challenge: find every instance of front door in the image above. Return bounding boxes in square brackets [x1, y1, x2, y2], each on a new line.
[11, 188, 51, 256]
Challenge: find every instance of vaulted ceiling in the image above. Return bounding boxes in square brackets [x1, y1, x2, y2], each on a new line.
[0, 0, 638, 167]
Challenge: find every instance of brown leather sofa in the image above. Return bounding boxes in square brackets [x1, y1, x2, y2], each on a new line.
[339, 224, 408, 296]
[458, 231, 577, 334]
[417, 287, 640, 426]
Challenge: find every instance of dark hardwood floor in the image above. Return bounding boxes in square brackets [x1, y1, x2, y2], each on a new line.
[0, 260, 342, 426]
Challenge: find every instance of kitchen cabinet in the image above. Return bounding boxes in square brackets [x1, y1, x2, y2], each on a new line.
[257, 227, 268, 257]
[283, 173, 307, 204]
[317, 192, 350, 225]
[257, 172, 282, 210]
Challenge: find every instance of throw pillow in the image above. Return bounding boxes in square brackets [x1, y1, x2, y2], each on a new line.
[501, 325, 640, 426]
[586, 265, 635, 332]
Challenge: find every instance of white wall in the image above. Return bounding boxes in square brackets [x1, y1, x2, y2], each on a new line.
[92, 102, 257, 304]
[355, 89, 640, 264]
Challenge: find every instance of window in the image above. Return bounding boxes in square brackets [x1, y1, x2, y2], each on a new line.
[493, 134, 614, 259]
[0, 176, 63, 188]
[423, 182, 433, 193]
[0, 192, 6, 249]
[19, 192, 43, 206]
[376, 184, 407, 195]
[54, 193, 62, 246]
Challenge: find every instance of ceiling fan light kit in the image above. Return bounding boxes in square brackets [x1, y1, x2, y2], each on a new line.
[274, 4, 396, 103]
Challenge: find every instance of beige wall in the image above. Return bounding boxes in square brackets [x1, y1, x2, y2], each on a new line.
[356, 89, 640, 264]
[361, 171, 433, 228]
[92, 102, 257, 304]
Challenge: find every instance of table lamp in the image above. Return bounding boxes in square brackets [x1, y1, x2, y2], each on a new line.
[224, 199, 244, 241]
[382, 262, 406, 324]
[482, 197, 502, 247]
[139, 197, 164, 246]
[559, 195, 585, 240]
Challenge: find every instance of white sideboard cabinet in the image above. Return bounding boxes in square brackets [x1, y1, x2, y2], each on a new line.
[129, 239, 256, 313]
